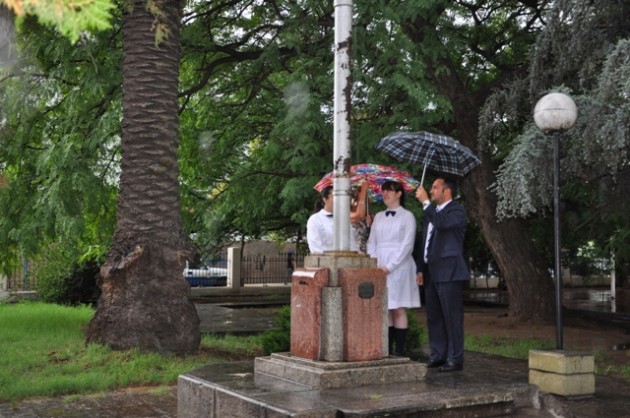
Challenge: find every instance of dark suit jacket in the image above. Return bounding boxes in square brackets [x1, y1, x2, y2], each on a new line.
[416, 200, 469, 282]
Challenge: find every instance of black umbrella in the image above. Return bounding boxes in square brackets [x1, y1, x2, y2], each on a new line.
[376, 131, 481, 186]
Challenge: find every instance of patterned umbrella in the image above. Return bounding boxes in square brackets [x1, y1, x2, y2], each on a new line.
[376, 131, 481, 185]
[314, 163, 420, 202]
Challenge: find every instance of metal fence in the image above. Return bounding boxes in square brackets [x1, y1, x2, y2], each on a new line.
[4, 252, 304, 291]
[241, 252, 304, 285]
[4, 259, 40, 291]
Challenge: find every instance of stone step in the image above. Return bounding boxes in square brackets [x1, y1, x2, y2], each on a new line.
[178, 360, 538, 418]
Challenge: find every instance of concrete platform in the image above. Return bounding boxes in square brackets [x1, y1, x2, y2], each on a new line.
[255, 352, 426, 390]
[178, 351, 539, 417]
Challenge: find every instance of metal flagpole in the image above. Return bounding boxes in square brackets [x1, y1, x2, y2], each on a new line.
[332, 0, 353, 251]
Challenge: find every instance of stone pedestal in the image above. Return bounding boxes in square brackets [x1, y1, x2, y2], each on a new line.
[528, 349, 595, 396]
[291, 252, 386, 362]
[255, 251, 425, 389]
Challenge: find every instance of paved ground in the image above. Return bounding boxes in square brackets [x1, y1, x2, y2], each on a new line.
[1, 294, 629, 417]
[0, 387, 179, 418]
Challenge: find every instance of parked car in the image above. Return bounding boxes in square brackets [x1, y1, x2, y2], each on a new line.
[183, 264, 228, 287]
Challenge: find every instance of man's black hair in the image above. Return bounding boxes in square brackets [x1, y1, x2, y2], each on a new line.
[441, 178, 457, 198]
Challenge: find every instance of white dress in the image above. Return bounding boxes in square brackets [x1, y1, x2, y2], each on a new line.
[367, 206, 420, 309]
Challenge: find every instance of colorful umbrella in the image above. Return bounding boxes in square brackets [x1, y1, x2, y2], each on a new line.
[376, 131, 481, 186]
[313, 163, 420, 202]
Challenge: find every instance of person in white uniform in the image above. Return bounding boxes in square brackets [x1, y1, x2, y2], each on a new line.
[307, 185, 362, 253]
[367, 180, 420, 356]
[307, 186, 335, 253]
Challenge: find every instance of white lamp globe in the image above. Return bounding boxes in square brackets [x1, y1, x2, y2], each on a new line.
[533, 93, 578, 133]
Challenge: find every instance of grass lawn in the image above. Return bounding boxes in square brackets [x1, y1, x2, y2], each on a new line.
[0, 302, 263, 402]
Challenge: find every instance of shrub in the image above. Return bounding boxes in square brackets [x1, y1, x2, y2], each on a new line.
[405, 310, 425, 360]
[36, 245, 101, 305]
[261, 305, 291, 354]
[260, 305, 425, 358]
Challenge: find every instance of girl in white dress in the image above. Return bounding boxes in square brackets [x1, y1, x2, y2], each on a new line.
[367, 181, 420, 356]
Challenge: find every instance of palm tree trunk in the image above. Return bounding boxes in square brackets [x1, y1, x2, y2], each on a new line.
[87, 0, 200, 354]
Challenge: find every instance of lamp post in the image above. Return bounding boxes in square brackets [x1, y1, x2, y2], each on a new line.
[534, 92, 578, 350]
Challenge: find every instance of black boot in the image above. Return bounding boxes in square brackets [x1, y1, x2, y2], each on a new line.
[393, 328, 407, 356]
[388, 326, 395, 356]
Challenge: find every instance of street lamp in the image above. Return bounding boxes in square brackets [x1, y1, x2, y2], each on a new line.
[534, 92, 578, 350]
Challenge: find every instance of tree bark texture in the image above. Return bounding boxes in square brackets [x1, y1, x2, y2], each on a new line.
[87, 0, 200, 354]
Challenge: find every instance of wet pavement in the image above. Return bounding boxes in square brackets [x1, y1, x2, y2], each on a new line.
[0, 387, 179, 418]
[1, 289, 629, 417]
[466, 288, 630, 315]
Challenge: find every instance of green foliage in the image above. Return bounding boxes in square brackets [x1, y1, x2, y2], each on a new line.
[35, 246, 75, 304]
[490, 1, 630, 218]
[0, 14, 120, 273]
[7, 0, 115, 43]
[177, 0, 448, 257]
[200, 334, 265, 359]
[35, 243, 103, 305]
[178, 1, 340, 255]
[483, 0, 630, 276]
[260, 305, 291, 355]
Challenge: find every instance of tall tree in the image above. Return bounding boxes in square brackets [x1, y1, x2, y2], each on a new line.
[86, 0, 199, 354]
[390, 0, 555, 321]
[490, 0, 630, 287]
[2, 0, 198, 352]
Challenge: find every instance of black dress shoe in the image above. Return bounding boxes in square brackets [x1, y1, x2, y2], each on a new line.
[438, 362, 463, 372]
[426, 359, 446, 368]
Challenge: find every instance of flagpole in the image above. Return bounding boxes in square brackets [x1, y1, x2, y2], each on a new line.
[332, 0, 352, 251]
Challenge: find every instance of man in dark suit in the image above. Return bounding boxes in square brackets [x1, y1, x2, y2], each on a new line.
[415, 178, 469, 372]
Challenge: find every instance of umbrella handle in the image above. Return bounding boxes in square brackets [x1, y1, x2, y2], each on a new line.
[420, 164, 428, 188]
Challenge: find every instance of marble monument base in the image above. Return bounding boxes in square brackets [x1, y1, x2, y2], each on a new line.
[254, 352, 426, 390]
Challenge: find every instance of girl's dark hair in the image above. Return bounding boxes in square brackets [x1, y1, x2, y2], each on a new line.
[381, 181, 405, 207]
[315, 185, 333, 212]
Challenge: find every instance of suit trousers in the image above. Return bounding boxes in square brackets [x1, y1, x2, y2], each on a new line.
[424, 275, 465, 365]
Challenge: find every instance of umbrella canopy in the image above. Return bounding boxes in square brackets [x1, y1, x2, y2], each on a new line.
[376, 131, 481, 185]
[314, 163, 419, 202]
